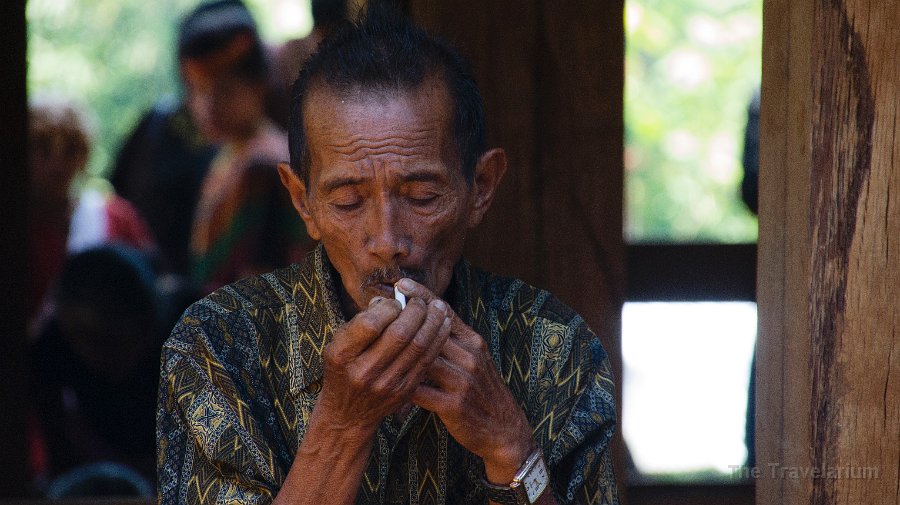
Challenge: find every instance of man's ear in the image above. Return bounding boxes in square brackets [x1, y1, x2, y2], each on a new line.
[277, 162, 321, 240]
[467, 148, 507, 228]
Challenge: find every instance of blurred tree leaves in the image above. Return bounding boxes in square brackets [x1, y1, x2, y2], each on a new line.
[626, 0, 761, 243]
[27, 0, 195, 178]
[27, 0, 311, 180]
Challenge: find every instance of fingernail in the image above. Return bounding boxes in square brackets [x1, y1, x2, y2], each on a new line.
[398, 278, 414, 291]
[369, 296, 384, 306]
[433, 299, 447, 313]
[442, 316, 451, 329]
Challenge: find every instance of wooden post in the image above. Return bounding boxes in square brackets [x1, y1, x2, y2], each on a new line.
[407, 0, 627, 498]
[0, 0, 30, 496]
[758, 0, 900, 504]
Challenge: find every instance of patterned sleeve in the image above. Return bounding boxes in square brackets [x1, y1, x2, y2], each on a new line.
[157, 305, 284, 504]
[526, 311, 619, 505]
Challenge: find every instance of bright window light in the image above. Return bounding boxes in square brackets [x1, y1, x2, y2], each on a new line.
[622, 302, 757, 478]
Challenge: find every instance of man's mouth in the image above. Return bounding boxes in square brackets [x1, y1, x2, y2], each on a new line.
[362, 266, 427, 296]
[372, 283, 395, 298]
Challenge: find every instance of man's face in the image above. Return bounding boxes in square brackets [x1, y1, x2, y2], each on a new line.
[291, 80, 476, 315]
[182, 65, 265, 142]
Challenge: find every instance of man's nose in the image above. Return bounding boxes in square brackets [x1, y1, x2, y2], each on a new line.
[365, 199, 410, 262]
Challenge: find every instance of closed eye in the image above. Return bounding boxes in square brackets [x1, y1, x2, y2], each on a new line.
[408, 193, 440, 204]
[326, 185, 364, 212]
[332, 199, 362, 211]
[403, 181, 445, 207]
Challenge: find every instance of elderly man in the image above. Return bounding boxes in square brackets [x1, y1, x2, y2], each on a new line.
[157, 5, 618, 505]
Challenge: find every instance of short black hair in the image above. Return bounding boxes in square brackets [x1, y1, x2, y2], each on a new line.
[177, 0, 267, 81]
[288, 2, 486, 185]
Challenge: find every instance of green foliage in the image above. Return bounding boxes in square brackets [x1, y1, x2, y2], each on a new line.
[626, 0, 761, 243]
[27, 0, 311, 179]
[27, 0, 193, 178]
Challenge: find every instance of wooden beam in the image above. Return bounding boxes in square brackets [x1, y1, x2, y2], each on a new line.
[626, 244, 757, 302]
[758, 0, 900, 504]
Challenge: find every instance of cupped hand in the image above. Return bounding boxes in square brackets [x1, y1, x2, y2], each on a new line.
[396, 279, 536, 484]
[315, 293, 452, 435]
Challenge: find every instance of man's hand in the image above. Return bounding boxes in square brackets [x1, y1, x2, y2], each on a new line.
[274, 293, 452, 505]
[398, 279, 536, 486]
[315, 293, 452, 435]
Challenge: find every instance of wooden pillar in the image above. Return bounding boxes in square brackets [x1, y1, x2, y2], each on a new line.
[758, 0, 900, 504]
[406, 0, 627, 497]
[0, 0, 29, 496]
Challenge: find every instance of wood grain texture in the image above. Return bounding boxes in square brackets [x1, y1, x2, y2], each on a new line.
[407, 0, 623, 355]
[759, 0, 900, 503]
[408, 0, 626, 499]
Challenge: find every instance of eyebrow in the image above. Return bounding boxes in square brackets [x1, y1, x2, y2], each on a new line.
[321, 175, 364, 194]
[320, 170, 448, 193]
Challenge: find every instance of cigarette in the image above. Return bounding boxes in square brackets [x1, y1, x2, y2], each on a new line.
[394, 285, 407, 309]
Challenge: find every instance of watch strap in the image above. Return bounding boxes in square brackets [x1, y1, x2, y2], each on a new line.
[481, 448, 548, 505]
[482, 479, 527, 505]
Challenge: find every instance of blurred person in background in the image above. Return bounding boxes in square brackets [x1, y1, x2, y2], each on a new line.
[27, 95, 155, 336]
[27, 96, 159, 493]
[29, 245, 166, 496]
[179, 0, 314, 293]
[110, 95, 218, 282]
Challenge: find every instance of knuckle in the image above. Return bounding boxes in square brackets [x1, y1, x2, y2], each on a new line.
[323, 344, 343, 365]
[356, 314, 381, 335]
[392, 376, 411, 395]
[461, 353, 479, 373]
[385, 327, 413, 348]
[472, 335, 489, 353]
[369, 379, 388, 397]
[425, 304, 445, 325]
[374, 376, 403, 398]
[347, 369, 368, 390]
[408, 334, 430, 354]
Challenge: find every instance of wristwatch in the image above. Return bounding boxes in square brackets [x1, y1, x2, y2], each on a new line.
[482, 448, 550, 504]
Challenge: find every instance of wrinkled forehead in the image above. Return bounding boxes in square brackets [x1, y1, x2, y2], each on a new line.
[303, 76, 455, 147]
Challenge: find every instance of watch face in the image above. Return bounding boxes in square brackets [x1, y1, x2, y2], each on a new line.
[523, 455, 549, 502]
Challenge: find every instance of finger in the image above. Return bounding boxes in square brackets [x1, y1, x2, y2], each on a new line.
[355, 296, 429, 372]
[436, 336, 482, 384]
[441, 323, 491, 358]
[333, 296, 401, 357]
[410, 380, 452, 414]
[396, 278, 472, 337]
[395, 278, 438, 303]
[384, 301, 451, 382]
[423, 353, 471, 392]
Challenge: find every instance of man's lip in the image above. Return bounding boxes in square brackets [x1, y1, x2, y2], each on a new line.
[372, 283, 395, 297]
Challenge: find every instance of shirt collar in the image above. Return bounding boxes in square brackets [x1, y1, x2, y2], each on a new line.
[289, 244, 345, 392]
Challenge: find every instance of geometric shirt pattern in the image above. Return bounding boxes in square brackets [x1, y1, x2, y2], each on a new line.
[157, 245, 619, 504]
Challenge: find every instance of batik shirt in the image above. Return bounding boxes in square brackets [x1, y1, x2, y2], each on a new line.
[157, 246, 619, 504]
